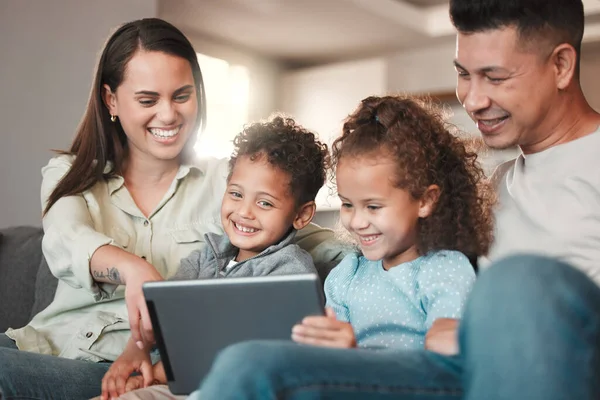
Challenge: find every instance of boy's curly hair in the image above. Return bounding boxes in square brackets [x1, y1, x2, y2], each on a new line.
[332, 95, 494, 257]
[229, 115, 330, 206]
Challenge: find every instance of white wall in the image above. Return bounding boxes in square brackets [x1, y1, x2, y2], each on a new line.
[0, 0, 158, 228]
[179, 31, 282, 124]
[387, 39, 457, 94]
[581, 52, 600, 112]
[279, 58, 387, 210]
[280, 58, 387, 145]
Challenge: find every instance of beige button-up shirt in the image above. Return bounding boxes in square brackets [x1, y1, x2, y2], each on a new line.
[6, 155, 345, 361]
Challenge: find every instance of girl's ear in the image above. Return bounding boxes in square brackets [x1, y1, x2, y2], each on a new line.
[418, 185, 440, 218]
[292, 201, 316, 230]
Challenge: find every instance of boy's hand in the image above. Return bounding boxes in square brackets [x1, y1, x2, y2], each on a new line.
[120, 362, 168, 396]
[151, 360, 168, 385]
[123, 375, 145, 393]
[291, 307, 357, 348]
[100, 338, 154, 400]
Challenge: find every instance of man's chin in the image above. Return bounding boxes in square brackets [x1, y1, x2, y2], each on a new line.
[481, 134, 519, 150]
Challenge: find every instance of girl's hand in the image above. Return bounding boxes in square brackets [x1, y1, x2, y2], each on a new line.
[100, 339, 154, 400]
[122, 261, 164, 348]
[425, 318, 459, 355]
[291, 307, 357, 348]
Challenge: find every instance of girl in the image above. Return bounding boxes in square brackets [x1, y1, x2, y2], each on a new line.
[292, 95, 494, 350]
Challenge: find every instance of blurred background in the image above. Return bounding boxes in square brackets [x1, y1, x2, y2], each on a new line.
[1, 0, 600, 228]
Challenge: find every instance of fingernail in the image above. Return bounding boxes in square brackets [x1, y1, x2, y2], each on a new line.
[136, 341, 144, 349]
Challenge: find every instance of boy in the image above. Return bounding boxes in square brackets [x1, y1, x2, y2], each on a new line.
[99, 115, 331, 400]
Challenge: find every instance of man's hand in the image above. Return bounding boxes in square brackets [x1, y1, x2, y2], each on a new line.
[291, 307, 357, 348]
[425, 318, 460, 355]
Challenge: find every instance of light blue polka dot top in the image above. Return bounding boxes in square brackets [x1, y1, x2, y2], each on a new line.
[325, 250, 476, 350]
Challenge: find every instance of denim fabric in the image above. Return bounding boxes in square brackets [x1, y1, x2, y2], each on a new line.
[199, 255, 600, 400]
[0, 333, 111, 400]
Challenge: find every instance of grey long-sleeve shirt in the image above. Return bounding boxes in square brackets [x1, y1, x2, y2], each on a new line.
[172, 229, 317, 280]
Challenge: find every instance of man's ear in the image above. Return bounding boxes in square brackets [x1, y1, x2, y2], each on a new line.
[418, 185, 441, 218]
[552, 43, 577, 90]
[292, 201, 316, 230]
[102, 84, 118, 116]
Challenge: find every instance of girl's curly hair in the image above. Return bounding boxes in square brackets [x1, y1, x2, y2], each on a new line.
[229, 115, 330, 206]
[332, 95, 494, 257]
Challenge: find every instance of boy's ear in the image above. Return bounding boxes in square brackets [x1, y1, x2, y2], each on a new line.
[292, 201, 316, 230]
[418, 185, 440, 219]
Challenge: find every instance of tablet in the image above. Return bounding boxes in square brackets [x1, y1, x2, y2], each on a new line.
[143, 274, 325, 395]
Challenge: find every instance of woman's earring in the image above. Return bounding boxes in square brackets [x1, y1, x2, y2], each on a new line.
[110, 114, 117, 122]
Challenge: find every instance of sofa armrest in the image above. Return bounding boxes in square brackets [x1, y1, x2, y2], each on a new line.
[0, 226, 44, 331]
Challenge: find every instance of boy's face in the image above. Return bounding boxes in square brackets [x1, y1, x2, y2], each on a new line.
[221, 155, 299, 262]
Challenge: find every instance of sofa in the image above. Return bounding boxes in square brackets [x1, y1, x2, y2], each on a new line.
[0, 226, 340, 333]
[0, 226, 58, 332]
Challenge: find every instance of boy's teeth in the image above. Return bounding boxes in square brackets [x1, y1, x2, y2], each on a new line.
[362, 235, 378, 242]
[149, 127, 180, 138]
[235, 223, 257, 233]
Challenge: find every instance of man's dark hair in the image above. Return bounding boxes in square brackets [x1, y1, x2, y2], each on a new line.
[450, 0, 584, 71]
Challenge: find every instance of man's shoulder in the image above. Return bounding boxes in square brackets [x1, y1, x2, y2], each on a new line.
[489, 157, 518, 189]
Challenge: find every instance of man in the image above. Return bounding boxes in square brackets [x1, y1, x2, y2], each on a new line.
[196, 0, 600, 398]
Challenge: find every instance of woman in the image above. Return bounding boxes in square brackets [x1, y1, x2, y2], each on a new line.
[0, 18, 341, 399]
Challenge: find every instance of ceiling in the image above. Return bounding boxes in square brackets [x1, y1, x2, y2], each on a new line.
[160, 0, 600, 66]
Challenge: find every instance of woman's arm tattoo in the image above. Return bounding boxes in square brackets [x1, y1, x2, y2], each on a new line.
[93, 267, 122, 283]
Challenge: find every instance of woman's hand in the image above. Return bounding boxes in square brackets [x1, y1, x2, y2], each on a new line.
[100, 339, 154, 400]
[122, 261, 164, 348]
[291, 307, 357, 348]
[89, 245, 164, 348]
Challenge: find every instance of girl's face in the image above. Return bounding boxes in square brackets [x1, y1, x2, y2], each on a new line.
[103, 50, 198, 165]
[336, 155, 430, 269]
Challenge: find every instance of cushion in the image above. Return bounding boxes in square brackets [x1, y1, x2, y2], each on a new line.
[0, 226, 44, 331]
[29, 255, 58, 320]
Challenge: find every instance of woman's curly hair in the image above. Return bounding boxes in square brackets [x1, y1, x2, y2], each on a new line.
[229, 115, 330, 206]
[332, 95, 494, 257]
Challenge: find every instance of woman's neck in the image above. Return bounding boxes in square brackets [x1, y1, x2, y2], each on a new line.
[120, 153, 181, 217]
[123, 153, 180, 188]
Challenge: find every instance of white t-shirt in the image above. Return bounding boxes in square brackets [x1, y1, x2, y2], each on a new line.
[484, 127, 600, 286]
[220, 259, 238, 276]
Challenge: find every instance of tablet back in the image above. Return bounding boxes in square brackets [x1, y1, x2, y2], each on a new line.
[143, 274, 324, 395]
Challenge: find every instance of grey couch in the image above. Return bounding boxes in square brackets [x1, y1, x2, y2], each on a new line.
[0, 226, 339, 333]
[0, 226, 58, 332]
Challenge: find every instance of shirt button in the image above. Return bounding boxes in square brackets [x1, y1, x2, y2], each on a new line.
[85, 332, 93, 338]
[143, 220, 149, 226]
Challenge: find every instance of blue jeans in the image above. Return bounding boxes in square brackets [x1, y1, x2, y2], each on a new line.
[0, 333, 111, 399]
[199, 255, 600, 399]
